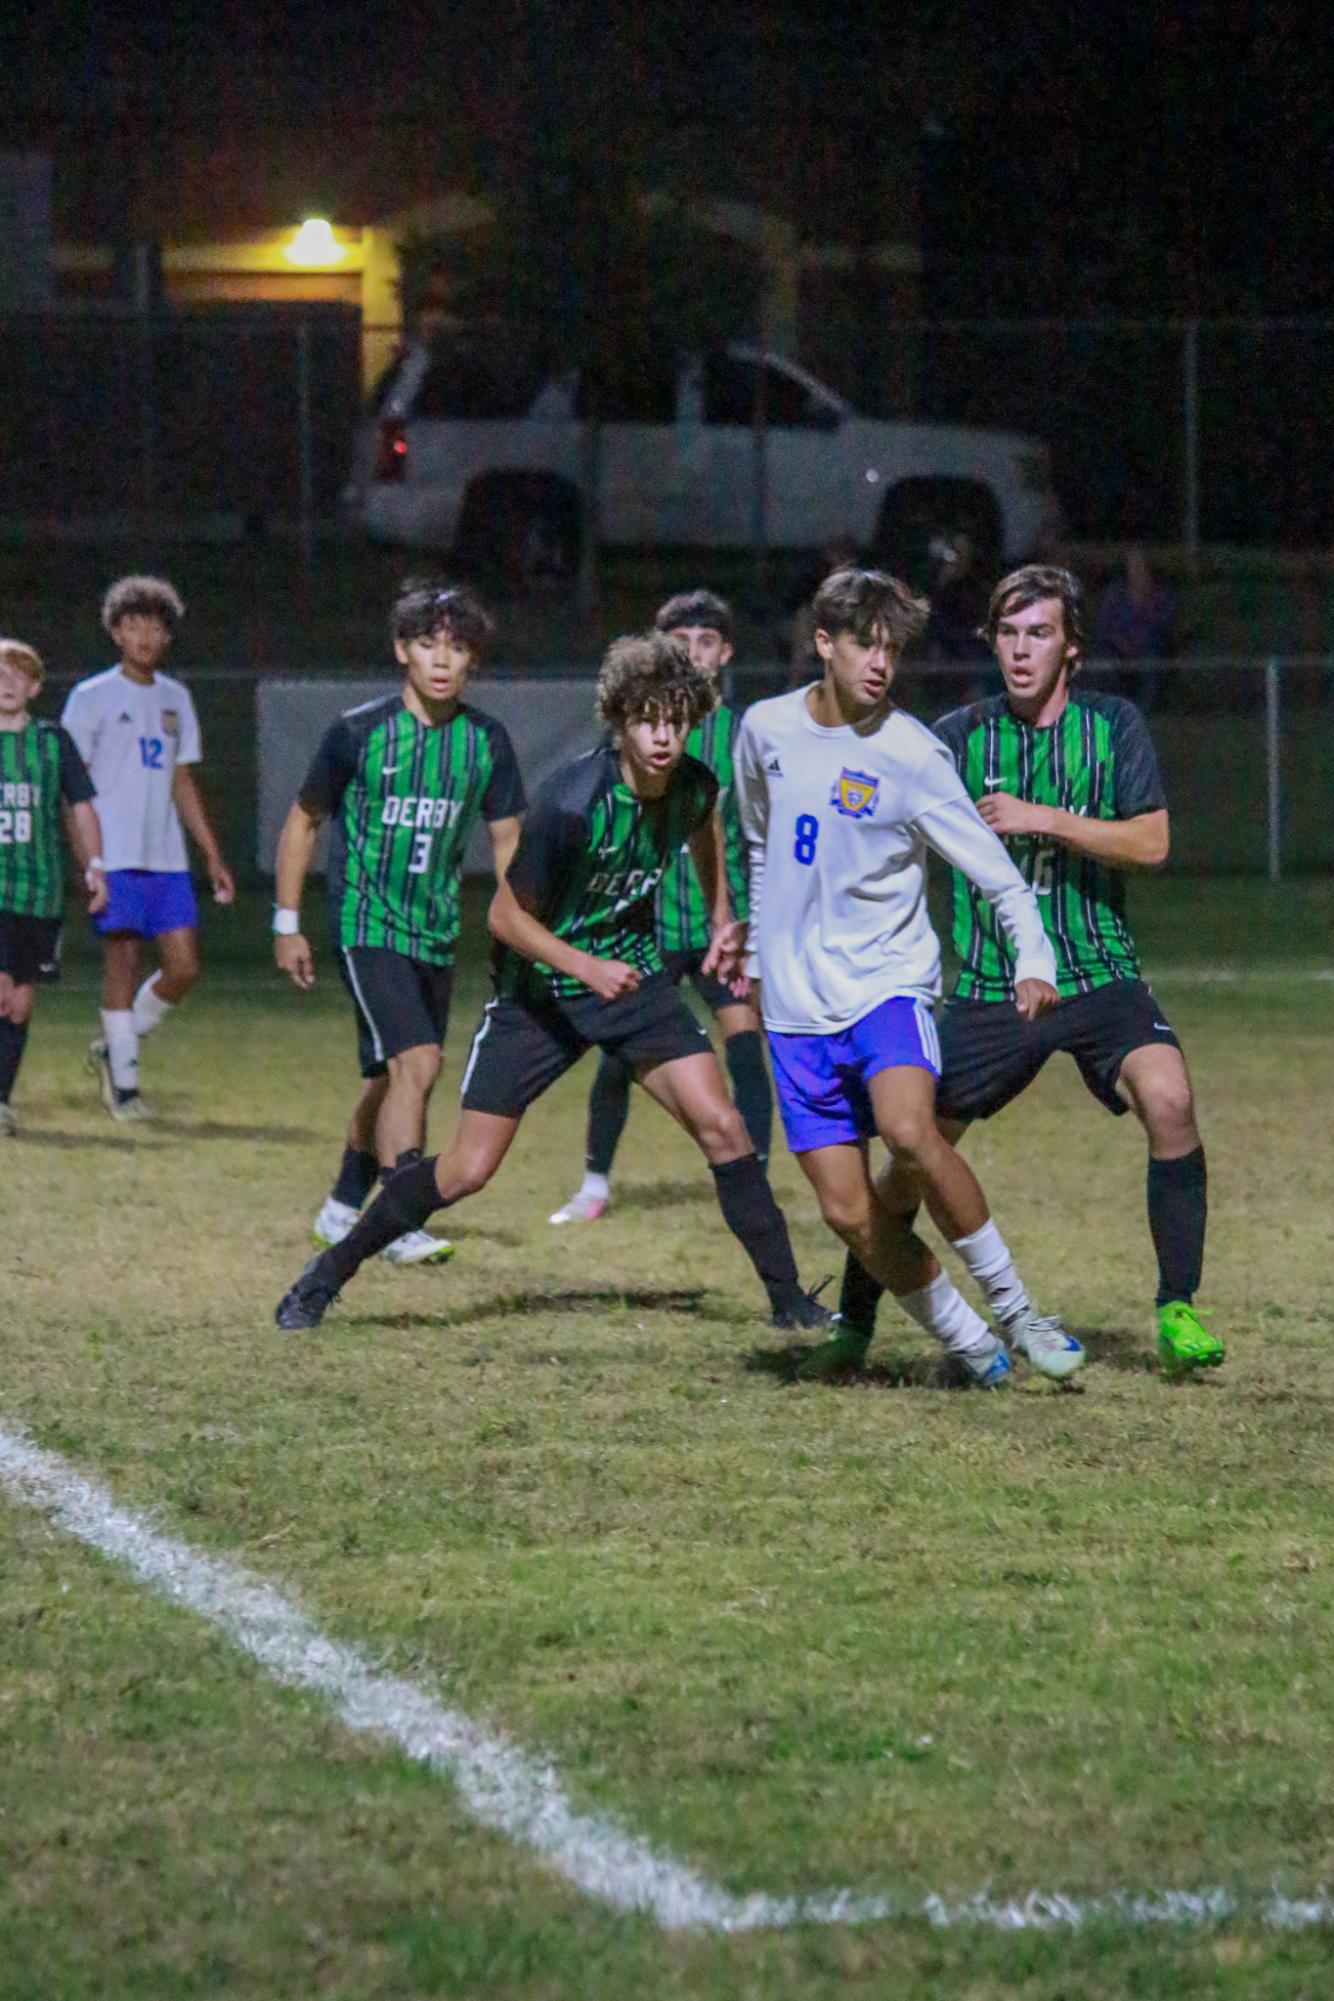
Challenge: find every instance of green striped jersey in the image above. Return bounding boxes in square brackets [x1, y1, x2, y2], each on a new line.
[0, 720, 95, 919]
[498, 740, 718, 1002]
[300, 696, 524, 967]
[935, 690, 1166, 1001]
[656, 702, 748, 953]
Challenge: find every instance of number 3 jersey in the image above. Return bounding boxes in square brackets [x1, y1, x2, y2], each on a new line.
[734, 688, 1055, 1035]
[61, 665, 202, 872]
[299, 696, 524, 967]
[0, 720, 95, 918]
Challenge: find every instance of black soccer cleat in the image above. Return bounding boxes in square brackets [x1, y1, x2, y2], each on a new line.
[275, 1254, 341, 1331]
[771, 1281, 838, 1332]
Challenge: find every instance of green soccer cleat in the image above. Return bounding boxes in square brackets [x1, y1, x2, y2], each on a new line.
[795, 1324, 873, 1381]
[1157, 1301, 1225, 1377]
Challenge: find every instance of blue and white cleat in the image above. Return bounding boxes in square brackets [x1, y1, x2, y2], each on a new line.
[958, 1333, 1012, 1388]
[1007, 1308, 1085, 1381]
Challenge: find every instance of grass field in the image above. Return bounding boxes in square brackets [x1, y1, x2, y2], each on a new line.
[3, 879, 1334, 1999]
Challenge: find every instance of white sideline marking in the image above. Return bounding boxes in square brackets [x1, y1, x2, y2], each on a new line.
[3, 1421, 1333, 1936]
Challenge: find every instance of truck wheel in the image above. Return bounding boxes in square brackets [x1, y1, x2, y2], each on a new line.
[452, 473, 582, 597]
[872, 480, 1002, 592]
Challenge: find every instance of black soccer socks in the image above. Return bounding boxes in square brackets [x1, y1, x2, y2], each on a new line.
[838, 1251, 886, 1338]
[326, 1154, 442, 1284]
[332, 1145, 378, 1209]
[0, 1018, 28, 1103]
[1148, 1146, 1207, 1308]
[710, 1153, 801, 1315]
[586, 1051, 633, 1176]
[724, 1030, 773, 1166]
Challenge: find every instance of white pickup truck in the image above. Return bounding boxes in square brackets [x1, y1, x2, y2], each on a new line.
[343, 339, 1061, 581]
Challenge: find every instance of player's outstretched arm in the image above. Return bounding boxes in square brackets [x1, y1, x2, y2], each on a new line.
[487, 879, 639, 1001]
[172, 766, 235, 903]
[273, 800, 323, 989]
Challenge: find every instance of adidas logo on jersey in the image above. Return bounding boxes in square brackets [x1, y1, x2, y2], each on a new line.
[764, 754, 782, 773]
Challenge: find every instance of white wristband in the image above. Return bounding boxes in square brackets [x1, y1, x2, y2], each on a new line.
[272, 906, 301, 936]
[85, 859, 105, 887]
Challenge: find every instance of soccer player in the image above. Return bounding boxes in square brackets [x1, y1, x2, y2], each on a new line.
[0, 640, 107, 1134]
[837, 564, 1222, 1378]
[273, 579, 524, 1266]
[62, 577, 234, 1120]
[274, 632, 833, 1334]
[550, 589, 771, 1224]
[735, 567, 1082, 1386]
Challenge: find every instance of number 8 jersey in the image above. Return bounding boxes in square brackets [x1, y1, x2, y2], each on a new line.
[733, 687, 1055, 1034]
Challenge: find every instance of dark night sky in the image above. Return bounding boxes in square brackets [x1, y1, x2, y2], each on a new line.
[2, 0, 1329, 312]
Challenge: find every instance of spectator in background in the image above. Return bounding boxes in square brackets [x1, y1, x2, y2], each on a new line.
[923, 530, 994, 703]
[1092, 546, 1177, 712]
[787, 534, 860, 684]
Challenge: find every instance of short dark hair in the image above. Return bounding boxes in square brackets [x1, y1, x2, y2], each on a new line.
[654, 589, 734, 644]
[391, 576, 495, 657]
[595, 631, 717, 735]
[982, 565, 1086, 658]
[813, 568, 928, 651]
[101, 575, 185, 636]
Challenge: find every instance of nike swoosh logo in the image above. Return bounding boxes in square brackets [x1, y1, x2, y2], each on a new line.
[382, 764, 401, 776]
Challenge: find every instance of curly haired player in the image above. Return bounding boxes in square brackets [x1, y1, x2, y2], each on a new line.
[275, 631, 834, 1334]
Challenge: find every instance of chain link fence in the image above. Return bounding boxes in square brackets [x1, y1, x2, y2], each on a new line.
[40, 658, 1333, 889]
[2, 307, 1331, 554]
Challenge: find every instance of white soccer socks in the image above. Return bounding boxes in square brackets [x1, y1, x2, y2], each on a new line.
[130, 974, 175, 1039]
[949, 1218, 1029, 1328]
[100, 1009, 139, 1093]
[895, 1269, 993, 1357]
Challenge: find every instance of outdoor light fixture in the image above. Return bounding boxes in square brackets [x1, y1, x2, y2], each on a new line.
[286, 218, 344, 267]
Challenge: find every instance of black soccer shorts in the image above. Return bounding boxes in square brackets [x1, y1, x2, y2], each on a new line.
[936, 977, 1182, 1123]
[0, 911, 63, 986]
[337, 945, 454, 1079]
[460, 972, 712, 1120]
[661, 946, 744, 1016]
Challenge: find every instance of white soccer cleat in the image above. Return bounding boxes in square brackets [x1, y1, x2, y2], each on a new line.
[110, 1091, 156, 1123]
[548, 1189, 610, 1225]
[0, 1102, 15, 1138]
[956, 1332, 1012, 1388]
[312, 1196, 361, 1248]
[1007, 1308, 1086, 1381]
[382, 1229, 454, 1266]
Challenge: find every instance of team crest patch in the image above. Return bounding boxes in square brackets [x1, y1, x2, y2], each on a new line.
[830, 767, 879, 819]
[160, 709, 180, 736]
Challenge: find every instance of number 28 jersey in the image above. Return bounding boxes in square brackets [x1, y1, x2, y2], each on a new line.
[734, 688, 1055, 1035]
[300, 696, 524, 967]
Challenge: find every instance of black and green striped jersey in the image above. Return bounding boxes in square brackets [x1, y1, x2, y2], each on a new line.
[935, 690, 1166, 1002]
[0, 721, 95, 919]
[300, 696, 524, 968]
[656, 702, 749, 953]
[498, 740, 718, 1002]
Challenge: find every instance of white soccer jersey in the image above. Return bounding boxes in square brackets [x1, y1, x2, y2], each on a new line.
[734, 687, 1056, 1034]
[61, 666, 202, 873]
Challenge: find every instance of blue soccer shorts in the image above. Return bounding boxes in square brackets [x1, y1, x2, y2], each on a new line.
[92, 869, 199, 937]
[767, 994, 941, 1154]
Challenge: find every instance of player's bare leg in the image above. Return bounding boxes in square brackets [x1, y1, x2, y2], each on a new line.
[1116, 1042, 1221, 1374]
[795, 1137, 1008, 1383]
[150, 924, 202, 1005]
[831, 1091, 1082, 1380]
[634, 1049, 831, 1329]
[377, 1041, 442, 1164]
